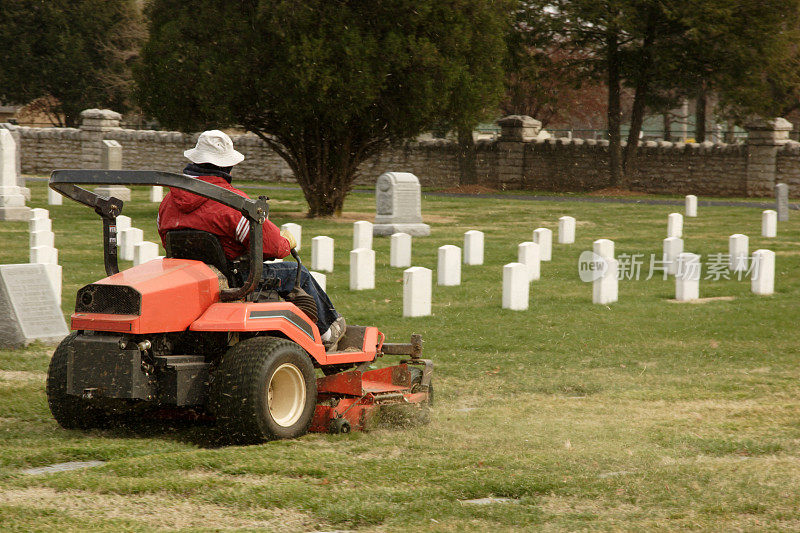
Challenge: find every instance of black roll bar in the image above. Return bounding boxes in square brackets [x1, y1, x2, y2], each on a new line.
[49, 169, 268, 302]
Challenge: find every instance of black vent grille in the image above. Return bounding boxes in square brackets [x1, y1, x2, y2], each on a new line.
[75, 284, 141, 315]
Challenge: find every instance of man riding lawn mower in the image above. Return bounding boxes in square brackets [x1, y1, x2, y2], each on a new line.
[45, 169, 433, 443]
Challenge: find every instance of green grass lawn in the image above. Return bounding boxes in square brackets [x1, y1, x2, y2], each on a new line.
[1, 178, 799, 531]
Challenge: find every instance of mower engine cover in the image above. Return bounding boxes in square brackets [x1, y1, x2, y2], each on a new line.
[71, 258, 220, 334]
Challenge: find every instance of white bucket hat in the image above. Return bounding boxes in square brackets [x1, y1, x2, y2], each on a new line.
[184, 130, 245, 167]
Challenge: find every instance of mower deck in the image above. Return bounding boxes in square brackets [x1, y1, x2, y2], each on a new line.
[310, 362, 432, 433]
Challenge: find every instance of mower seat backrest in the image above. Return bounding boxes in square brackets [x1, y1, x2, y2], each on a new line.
[164, 230, 235, 285]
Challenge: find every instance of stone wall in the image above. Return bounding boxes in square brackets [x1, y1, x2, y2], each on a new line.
[2, 109, 797, 197]
[628, 142, 748, 196]
[776, 143, 800, 193]
[13, 127, 81, 174]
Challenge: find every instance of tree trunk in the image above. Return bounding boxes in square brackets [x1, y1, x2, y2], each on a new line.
[695, 85, 707, 142]
[663, 112, 672, 141]
[268, 130, 384, 218]
[457, 124, 478, 185]
[607, 32, 622, 187]
[622, 81, 649, 175]
[622, 13, 656, 176]
[304, 184, 348, 218]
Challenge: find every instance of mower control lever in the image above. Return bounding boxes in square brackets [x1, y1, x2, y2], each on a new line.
[290, 248, 302, 287]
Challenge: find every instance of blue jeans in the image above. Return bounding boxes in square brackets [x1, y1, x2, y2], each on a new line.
[259, 262, 339, 334]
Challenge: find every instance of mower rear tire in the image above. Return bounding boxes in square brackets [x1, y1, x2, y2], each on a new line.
[210, 337, 317, 443]
[46, 333, 108, 429]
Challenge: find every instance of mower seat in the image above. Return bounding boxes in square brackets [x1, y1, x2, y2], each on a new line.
[164, 230, 237, 286]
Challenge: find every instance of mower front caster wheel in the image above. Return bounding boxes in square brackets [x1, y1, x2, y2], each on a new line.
[329, 418, 351, 434]
[211, 337, 317, 443]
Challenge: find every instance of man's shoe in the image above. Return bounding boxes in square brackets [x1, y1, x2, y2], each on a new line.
[324, 316, 347, 352]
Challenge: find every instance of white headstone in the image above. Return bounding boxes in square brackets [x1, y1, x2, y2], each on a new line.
[533, 228, 552, 261]
[30, 230, 55, 249]
[95, 140, 130, 201]
[353, 221, 373, 250]
[762, 210, 777, 238]
[310, 271, 327, 292]
[43, 263, 62, 305]
[517, 241, 540, 281]
[311, 236, 334, 272]
[390, 232, 412, 268]
[437, 245, 461, 286]
[30, 207, 49, 220]
[675, 253, 701, 301]
[464, 230, 484, 265]
[0, 130, 29, 221]
[593, 258, 618, 304]
[115, 215, 131, 233]
[593, 238, 614, 259]
[685, 195, 697, 217]
[47, 188, 63, 206]
[667, 213, 683, 238]
[373, 172, 430, 236]
[502, 262, 529, 310]
[133, 241, 160, 266]
[349, 248, 375, 290]
[149, 186, 164, 203]
[29, 216, 51, 233]
[120, 228, 143, 261]
[101, 139, 122, 170]
[775, 183, 789, 222]
[663, 237, 684, 275]
[97, 144, 126, 201]
[280, 222, 302, 250]
[558, 216, 576, 244]
[115, 216, 131, 250]
[0, 263, 68, 347]
[751, 249, 775, 296]
[729, 234, 749, 272]
[30, 246, 58, 265]
[403, 267, 432, 317]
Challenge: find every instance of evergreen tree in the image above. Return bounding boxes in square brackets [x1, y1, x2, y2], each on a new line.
[0, 1, 144, 127]
[137, 0, 510, 215]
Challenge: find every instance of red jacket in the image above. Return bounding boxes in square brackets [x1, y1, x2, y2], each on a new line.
[157, 174, 290, 260]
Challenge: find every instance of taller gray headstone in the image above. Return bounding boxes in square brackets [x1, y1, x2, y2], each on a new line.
[373, 172, 430, 236]
[775, 183, 789, 222]
[0, 263, 68, 348]
[0, 130, 29, 221]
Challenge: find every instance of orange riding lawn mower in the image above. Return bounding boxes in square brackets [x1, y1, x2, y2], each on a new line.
[46, 170, 433, 443]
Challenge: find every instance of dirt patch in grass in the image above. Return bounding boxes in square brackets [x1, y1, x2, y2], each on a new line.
[0, 487, 320, 531]
[0, 370, 44, 382]
[667, 296, 736, 304]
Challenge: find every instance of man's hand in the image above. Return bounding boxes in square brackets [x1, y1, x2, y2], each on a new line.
[280, 229, 297, 249]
